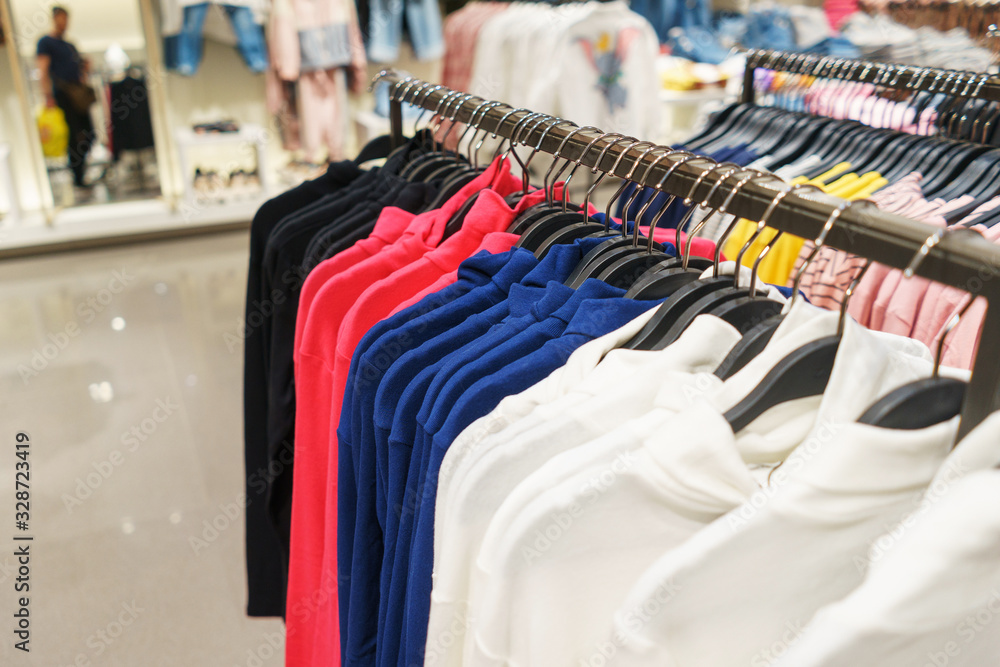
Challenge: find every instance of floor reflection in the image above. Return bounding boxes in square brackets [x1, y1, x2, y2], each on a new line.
[0, 231, 283, 665]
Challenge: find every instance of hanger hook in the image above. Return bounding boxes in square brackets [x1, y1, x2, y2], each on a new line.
[519, 117, 574, 192]
[369, 68, 395, 92]
[429, 90, 463, 139]
[487, 107, 530, 161]
[547, 125, 608, 210]
[541, 125, 601, 206]
[440, 93, 477, 144]
[392, 76, 416, 104]
[457, 98, 490, 152]
[524, 117, 575, 170]
[581, 135, 636, 227]
[617, 144, 670, 240]
[471, 103, 513, 165]
[788, 197, 877, 313]
[905, 226, 986, 283]
[674, 161, 741, 270]
[502, 111, 547, 184]
[737, 182, 820, 295]
[934, 295, 977, 378]
[711, 170, 769, 280]
[439, 91, 471, 140]
[837, 258, 874, 337]
[409, 83, 441, 138]
[629, 148, 684, 248]
[644, 152, 702, 255]
[558, 130, 624, 214]
[601, 140, 658, 231]
[467, 101, 505, 169]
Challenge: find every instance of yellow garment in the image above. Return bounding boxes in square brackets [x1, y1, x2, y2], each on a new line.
[825, 173, 861, 194]
[812, 162, 853, 185]
[849, 175, 888, 199]
[831, 171, 883, 199]
[720, 169, 885, 286]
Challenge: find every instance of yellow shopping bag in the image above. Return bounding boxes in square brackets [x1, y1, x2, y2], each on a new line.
[37, 106, 69, 158]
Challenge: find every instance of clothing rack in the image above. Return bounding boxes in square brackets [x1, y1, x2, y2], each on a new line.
[375, 69, 1000, 438]
[859, 0, 1000, 42]
[741, 48, 1000, 105]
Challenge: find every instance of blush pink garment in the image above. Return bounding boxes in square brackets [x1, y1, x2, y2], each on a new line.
[796, 172, 927, 311]
[867, 196, 974, 333]
[878, 195, 978, 336]
[932, 223, 1000, 370]
[806, 82, 937, 134]
[849, 192, 948, 327]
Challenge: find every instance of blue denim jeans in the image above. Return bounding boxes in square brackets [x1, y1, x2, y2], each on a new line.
[165, 3, 268, 76]
[632, 0, 711, 42]
[366, 0, 444, 63]
[742, 8, 797, 52]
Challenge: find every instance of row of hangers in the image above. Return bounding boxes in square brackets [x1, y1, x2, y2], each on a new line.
[710, 58, 1000, 224]
[368, 72, 984, 440]
[753, 53, 1000, 145]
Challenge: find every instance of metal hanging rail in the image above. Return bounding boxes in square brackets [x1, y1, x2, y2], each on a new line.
[741, 48, 1000, 105]
[373, 69, 1000, 438]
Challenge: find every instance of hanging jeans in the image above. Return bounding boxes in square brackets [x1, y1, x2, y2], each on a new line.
[165, 3, 268, 76]
[365, 0, 444, 63]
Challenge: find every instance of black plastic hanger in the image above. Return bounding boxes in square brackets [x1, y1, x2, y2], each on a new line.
[515, 125, 610, 252]
[566, 148, 684, 273]
[530, 131, 637, 257]
[399, 88, 470, 180]
[440, 107, 555, 238]
[713, 315, 783, 379]
[721, 198, 882, 431]
[567, 155, 728, 288]
[622, 169, 784, 347]
[506, 122, 603, 234]
[701, 183, 812, 335]
[353, 134, 394, 165]
[723, 335, 840, 431]
[623, 257, 714, 299]
[684, 102, 751, 149]
[620, 164, 763, 349]
[525, 130, 636, 252]
[553, 139, 664, 282]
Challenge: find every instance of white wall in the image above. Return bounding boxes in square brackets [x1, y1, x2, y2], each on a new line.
[159, 40, 286, 185]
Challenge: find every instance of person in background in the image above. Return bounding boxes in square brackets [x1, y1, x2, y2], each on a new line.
[37, 5, 94, 191]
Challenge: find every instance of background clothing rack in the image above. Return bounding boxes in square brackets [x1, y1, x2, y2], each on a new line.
[741, 47, 1000, 105]
[377, 67, 1000, 438]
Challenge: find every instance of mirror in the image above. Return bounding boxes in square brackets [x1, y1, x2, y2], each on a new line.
[8, 0, 161, 208]
[1, 3, 50, 220]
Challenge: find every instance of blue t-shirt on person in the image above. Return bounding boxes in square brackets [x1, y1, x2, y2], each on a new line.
[37, 35, 83, 88]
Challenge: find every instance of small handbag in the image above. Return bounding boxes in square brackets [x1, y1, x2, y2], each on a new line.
[55, 79, 97, 113]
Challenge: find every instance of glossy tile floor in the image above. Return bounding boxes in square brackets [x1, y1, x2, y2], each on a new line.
[0, 232, 285, 666]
